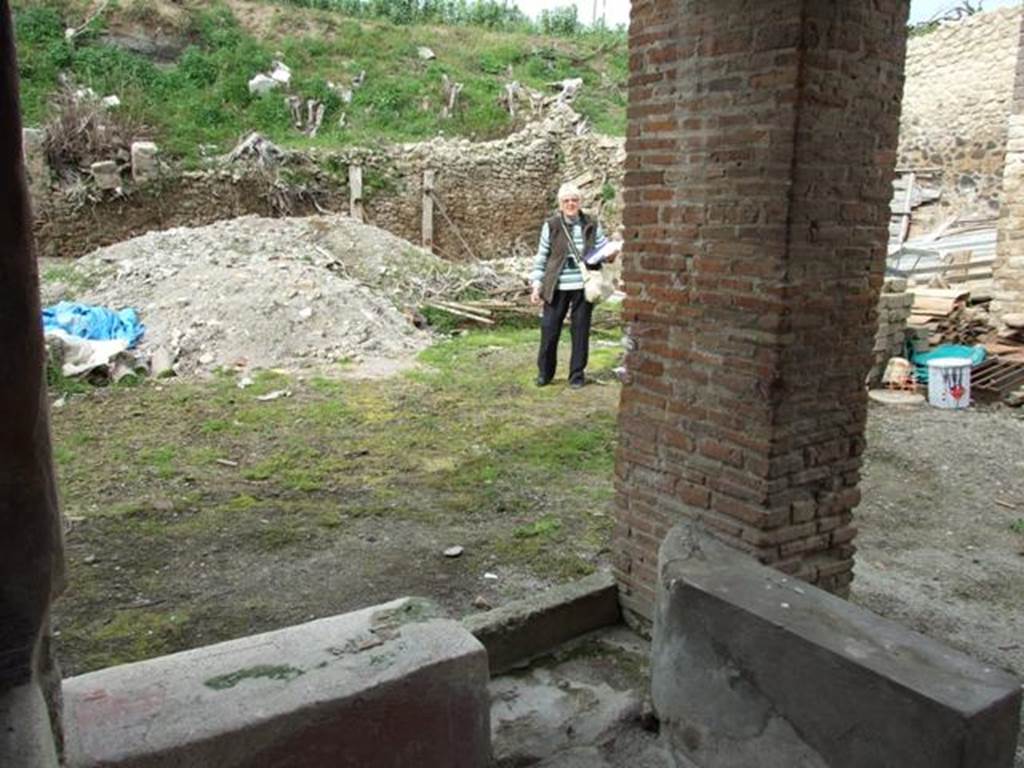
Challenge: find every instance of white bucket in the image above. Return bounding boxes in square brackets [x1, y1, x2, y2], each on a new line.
[926, 358, 972, 409]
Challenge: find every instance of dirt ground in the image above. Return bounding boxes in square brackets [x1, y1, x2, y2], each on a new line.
[48, 331, 1024, 758]
[50, 323, 624, 675]
[854, 402, 1024, 766]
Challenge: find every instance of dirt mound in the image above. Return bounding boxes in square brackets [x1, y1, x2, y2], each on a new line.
[57, 214, 513, 375]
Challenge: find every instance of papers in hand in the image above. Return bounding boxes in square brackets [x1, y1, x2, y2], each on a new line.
[583, 240, 622, 266]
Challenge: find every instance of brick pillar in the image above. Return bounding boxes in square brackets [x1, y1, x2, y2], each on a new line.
[993, 13, 1024, 325]
[0, 0, 65, 760]
[614, 0, 909, 620]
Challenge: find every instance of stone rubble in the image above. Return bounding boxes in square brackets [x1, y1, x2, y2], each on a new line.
[51, 214, 517, 376]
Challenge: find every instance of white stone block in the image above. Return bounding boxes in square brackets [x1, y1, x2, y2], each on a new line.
[270, 61, 291, 85]
[90, 160, 120, 190]
[130, 141, 159, 183]
[248, 73, 279, 95]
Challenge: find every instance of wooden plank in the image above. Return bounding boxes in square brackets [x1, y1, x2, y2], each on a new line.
[422, 169, 435, 251]
[911, 287, 971, 299]
[911, 300, 958, 315]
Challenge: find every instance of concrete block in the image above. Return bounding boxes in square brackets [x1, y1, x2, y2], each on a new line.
[463, 571, 621, 675]
[653, 525, 1022, 768]
[130, 141, 159, 183]
[63, 598, 491, 768]
[89, 161, 120, 191]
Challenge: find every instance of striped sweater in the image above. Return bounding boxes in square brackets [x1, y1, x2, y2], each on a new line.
[530, 216, 607, 292]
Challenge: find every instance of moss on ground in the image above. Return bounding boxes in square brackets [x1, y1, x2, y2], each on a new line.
[50, 322, 624, 674]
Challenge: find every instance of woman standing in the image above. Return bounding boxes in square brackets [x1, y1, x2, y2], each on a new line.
[529, 183, 613, 389]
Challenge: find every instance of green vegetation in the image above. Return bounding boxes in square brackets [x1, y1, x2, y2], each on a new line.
[50, 318, 624, 674]
[42, 264, 101, 296]
[13, 0, 627, 161]
[1011, 518, 1024, 536]
[205, 664, 305, 689]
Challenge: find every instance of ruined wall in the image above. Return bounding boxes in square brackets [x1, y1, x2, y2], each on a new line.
[869, 278, 914, 385]
[31, 109, 625, 262]
[994, 9, 1024, 323]
[898, 8, 1023, 231]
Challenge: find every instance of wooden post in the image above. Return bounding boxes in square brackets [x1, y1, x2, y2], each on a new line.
[349, 164, 364, 223]
[422, 170, 435, 251]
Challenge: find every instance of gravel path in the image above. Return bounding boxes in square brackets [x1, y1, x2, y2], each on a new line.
[856, 402, 1024, 765]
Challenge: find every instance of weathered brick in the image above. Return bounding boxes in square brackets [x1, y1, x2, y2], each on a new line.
[612, 1, 906, 619]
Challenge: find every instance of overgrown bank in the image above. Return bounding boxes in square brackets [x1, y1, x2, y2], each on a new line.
[13, 0, 627, 162]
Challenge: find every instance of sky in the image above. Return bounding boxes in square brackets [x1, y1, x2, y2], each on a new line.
[511, 0, 1021, 29]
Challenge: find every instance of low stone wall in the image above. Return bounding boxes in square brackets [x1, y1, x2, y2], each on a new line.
[30, 108, 625, 262]
[898, 8, 1023, 233]
[62, 598, 491, 768]
[869, 278, 913, 385]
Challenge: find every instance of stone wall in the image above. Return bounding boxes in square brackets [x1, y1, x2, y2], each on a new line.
[869, 278, 913, 385]
[30, 108, 625, 262]
[898, 8, 1023, 233]
[614, 0, 907, 621]
[994, 14, 1024, 323]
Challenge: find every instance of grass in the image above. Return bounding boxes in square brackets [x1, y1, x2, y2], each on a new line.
[1011, 518, 1024, 536]
[13, 1, 627, 162]
[41, 264, 101, 297]
[49, 319, 624, 674]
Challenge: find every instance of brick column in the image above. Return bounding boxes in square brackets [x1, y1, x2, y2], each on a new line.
[993, 13, 1024, 325]
[614, 0, 909, 620]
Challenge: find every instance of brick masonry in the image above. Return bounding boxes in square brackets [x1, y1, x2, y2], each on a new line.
[898, 8, 1023, 234]
[994, 16, 1024, 323]
[614, 0, 909, 621]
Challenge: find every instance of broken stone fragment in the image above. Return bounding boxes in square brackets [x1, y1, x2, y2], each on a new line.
[1002, 313, 1024, 329]
[418, 46, 436, 60]
[21, 127, 48, 198]
[471, 595, 491, 610]
[150, 346, 176, 378]
[90, 160, 121, 190]
[248, 73, 279, 95]
[270, 60, 292, 85]
[444, 546, 464, 558]
[131, 141, 159, 183]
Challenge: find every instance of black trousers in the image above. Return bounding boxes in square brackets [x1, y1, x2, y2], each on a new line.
[537, 289, 593, 384]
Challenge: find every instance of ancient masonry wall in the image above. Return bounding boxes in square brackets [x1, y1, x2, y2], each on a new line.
[613, 0, 907, 620]
[870, 278, 914, 385]
[29, 113, 625, 262]
[994, 13, 1024, 323]
[898, 7, 1023, 232]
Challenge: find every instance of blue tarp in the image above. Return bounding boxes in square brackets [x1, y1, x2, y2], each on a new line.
[42, 302, 145, 348]
[911, 343, 986, 384]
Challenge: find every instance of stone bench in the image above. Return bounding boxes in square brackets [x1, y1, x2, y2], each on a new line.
[653, 525, 1022, 768]
[63, 598, 491, 768]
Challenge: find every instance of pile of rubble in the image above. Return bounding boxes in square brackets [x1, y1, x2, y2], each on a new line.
[45, 215, 520, 377]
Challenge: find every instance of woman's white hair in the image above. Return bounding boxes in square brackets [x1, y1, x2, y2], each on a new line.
[557, 183, 582, 201]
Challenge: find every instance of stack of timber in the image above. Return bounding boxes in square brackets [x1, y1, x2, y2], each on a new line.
[907, 287, 993, 346]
